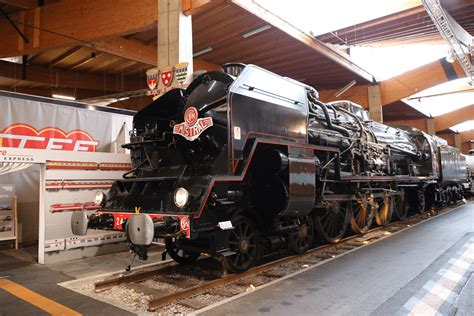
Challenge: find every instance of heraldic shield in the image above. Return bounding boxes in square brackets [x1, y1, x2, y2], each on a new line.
[146, 68, 158, 90]
[175, 62, 189, 85]
[161, 66, 174, 87]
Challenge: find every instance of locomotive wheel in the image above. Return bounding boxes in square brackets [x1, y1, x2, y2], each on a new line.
[375, 194, 393, 226]
[224, 215, 260, 273]
[417, 190, 426, 213]
[409, 189, 426, 214]
[445, 188, 452, 204]
[350, 197, 374, 234]
[451, 187, 457, 203]
[425, 187, 435, 210]
[289, 215, 314, 254]
[393, 190, 408, 220]
[165, 238, 201, 265]
[314, 201, 349, 244]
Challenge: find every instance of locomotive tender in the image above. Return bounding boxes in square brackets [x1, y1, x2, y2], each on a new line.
[71, 64, 469, 272]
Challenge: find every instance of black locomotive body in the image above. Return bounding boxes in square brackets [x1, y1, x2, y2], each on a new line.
[71, 64, 469, 272]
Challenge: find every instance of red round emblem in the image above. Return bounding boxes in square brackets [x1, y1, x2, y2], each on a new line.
[184, 107, 198, 126]
[180, 217, 190, 230]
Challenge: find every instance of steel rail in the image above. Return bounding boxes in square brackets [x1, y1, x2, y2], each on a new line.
[146, 227, 385, 311]
[92, 202, 464, 312]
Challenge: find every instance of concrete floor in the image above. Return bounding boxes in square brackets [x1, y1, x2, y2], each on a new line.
[0, 203, 472, 316]
[200, 202, 474, 316]
[0, 244, 164, 315]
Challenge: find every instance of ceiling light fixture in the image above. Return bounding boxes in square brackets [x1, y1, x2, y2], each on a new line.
[242, 25, 272, 38]
[52, 94, 76, 101]
[334, 80, 357, 98]
[193, 47, 213, 58]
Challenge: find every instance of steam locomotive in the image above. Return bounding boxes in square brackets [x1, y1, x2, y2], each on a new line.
[71, 64, 469, 272]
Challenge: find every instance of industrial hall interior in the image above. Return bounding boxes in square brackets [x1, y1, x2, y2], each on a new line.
[0, 0, 473, 315]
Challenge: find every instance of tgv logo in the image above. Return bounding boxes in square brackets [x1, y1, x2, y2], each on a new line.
[0, 124, 99, 152]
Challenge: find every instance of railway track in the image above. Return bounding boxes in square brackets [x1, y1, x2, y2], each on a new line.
[92, 202, 465, 313]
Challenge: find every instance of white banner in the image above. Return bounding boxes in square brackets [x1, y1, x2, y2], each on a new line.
[0, 91, 134, 153]
[0, 92, 134, 244]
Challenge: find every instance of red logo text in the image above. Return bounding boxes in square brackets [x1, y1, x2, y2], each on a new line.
[0, 124, 99, 152]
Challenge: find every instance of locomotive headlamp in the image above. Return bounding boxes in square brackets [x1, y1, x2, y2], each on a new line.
[174, 187, 189, 208]
[94, 191, 106, 206]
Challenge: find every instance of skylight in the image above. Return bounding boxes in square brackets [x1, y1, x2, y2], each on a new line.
[404, 90, 474, 117]
[450, 120, 474, 133]
[404, 78, 474, 117]
[254, 0, 422, 37]
[350, 45, 448, 80]
[0, 56, 22, 64]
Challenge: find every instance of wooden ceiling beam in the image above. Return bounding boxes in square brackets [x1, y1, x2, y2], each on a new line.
[0, 85, 108, 99]
[0, 60, 142, 91]
[69, 52, 102, 70]
[194, 59, 221, 71]
[91, 38, 157, 66]
[318, 1, 472, 44]
[232, 0, 375, 83]
[0, 0, 158, 58]
[318, 6, 426, 42]
[0, 0, 37, 9]
[460, 130, 474, 144]
[91, 37, 220, 71]
[182, 0, 227, 17]
[318, 85, 370, 108]
[48, 46, 83, 67]
[93, 57, 122, 73]
[434, 105, 474, 132]
[380, 58, 466, 105]
[203, 30, 293, 63]
[108, 60, 138, 74]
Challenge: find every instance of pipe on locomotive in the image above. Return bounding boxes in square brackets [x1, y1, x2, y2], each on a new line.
[307, 93, 351, 138]
[329, 103, 365, 140]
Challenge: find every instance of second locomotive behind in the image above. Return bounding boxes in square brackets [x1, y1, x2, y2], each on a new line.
[72, 64, 469, 272]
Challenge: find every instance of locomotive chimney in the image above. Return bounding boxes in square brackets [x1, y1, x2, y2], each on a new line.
[221, 63, 246, 77]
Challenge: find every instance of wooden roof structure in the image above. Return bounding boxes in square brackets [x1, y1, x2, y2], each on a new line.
[0, 0, 472, 112]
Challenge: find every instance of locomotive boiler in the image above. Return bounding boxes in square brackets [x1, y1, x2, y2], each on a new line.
[71, 64, 469, 272]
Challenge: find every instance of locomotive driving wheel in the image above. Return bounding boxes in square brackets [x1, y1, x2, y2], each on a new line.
[454, 187, 464, 201]
[445, 188, 453, 204]
[224, 215, 260, 273]
[375, 193, 393, 226]
[350, 194, 374, 234]
[393, 189, 408, 220]
[314, 200, 350, 244]
[165, 238, 201, 265]
[414, 189, 426, 214]
[289, 215, 315, 253]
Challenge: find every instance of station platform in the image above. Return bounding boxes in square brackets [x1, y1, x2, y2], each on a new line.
[200, 202, 474, 316]
[0, 202, 472, 316]
[0, 245, 164, 315]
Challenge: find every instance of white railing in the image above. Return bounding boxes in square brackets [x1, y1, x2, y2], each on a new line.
[423, 0, 473, 83]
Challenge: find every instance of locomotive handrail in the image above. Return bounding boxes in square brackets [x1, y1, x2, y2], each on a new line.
[387, 144, 421, 158]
